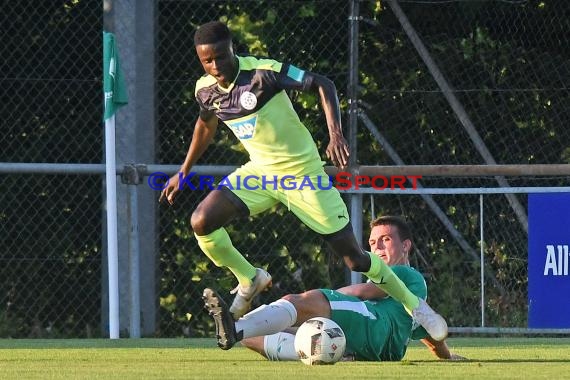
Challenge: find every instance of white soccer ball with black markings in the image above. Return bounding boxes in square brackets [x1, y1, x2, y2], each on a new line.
[294, 317, 346, 365]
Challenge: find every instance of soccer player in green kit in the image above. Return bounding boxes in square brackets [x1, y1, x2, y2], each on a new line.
[160, 21, 446, 342]
[204, 216, 465, 361]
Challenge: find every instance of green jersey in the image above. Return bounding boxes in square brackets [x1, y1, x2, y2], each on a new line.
[320, 265, 429, 361]
[195, 56, 324, 176]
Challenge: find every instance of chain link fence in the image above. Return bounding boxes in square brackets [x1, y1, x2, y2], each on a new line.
[1, 0, 568, 338]
[355, 0, 569, 329]
[1, 0, 102, 337]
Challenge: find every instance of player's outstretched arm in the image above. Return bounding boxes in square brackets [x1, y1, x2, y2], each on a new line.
[160, 114, 218, 205]
[306, 72, 349, 168]
[336, 283, 388, 300]
[421, 335, 467, 361]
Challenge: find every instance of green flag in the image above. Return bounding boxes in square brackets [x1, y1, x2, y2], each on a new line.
[103, 32, 128, 121]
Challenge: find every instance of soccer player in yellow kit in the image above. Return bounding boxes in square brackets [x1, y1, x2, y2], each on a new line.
[160, 21, 447, 343]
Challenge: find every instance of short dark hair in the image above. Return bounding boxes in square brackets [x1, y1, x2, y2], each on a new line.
[370, 215, 413, 249]
[194, 21, 232, 46]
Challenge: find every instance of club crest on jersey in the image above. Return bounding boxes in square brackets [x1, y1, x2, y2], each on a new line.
[226, 115, 257, 140]
[239, 91, 257, 110]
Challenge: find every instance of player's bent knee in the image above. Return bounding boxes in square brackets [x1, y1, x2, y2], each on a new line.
[192, 214, 236, 236]
[283, 290, 330, 319]
[190, 208, 212, 235]
[240, 337, 260, 352]
[282, 293, 302, 305]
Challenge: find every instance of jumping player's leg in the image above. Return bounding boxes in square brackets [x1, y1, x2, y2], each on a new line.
[283, 174, 447, 340]
[323, 223, 420, 314]
[323, 225, 447, 340]
[192, 188, 256, 284]
[282, 176, 420, 312]
[194, 164, 278, 319]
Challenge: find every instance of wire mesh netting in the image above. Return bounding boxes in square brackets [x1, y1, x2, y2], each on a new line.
[0, 0, 568, 337]
[1, 1, 102, 337]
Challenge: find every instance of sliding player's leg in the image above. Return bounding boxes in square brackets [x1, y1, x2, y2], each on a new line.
[242, 333, 299, 361]
[202, 288, 330, 350]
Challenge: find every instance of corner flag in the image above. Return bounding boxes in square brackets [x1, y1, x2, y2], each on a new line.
[103, 31, 127, 339]
[103, 32, 128, 121]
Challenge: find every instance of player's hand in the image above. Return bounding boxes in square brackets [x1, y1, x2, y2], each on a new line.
[326, 134, 349, 168]
[448, 353, 467, 361]
[159, 173, 181, 205]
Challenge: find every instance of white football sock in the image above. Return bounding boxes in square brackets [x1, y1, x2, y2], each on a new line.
[236, 299, 297, 339]
[264, 332, 299, 361]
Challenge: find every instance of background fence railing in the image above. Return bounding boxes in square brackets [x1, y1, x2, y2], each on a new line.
[1, 0, 569, 338]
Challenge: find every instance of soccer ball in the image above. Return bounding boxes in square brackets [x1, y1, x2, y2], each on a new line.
[294, 317, 346, 365]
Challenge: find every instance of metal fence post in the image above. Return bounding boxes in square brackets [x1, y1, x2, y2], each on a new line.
[348, 0, 362, 285]
[103, 0, 157, 337]
[480, 194, 485, 328]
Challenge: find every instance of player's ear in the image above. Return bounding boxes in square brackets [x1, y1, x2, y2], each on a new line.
[402, 239, 412, 255]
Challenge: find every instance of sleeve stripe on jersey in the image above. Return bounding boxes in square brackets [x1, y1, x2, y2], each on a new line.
[286, 65, 305, 82]
[238, 56, 282, 72]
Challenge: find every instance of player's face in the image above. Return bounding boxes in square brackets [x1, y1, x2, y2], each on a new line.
[368, 224, 410, 266]
[196, 40, 238, 88]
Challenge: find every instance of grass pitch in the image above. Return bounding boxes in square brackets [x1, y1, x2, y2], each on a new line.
[0, 337, 569, 379]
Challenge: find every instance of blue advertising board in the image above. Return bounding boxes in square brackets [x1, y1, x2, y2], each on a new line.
[528, 193, 570, 328]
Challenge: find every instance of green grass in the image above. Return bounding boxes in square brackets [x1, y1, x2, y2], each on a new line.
[0, 338, 569, 379]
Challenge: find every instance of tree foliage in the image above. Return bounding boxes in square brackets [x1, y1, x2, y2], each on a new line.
[1, 0, 568, 337]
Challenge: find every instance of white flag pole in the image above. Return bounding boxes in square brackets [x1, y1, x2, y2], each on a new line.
[105, 113, 120, 339]
[104, 31, 127, 339]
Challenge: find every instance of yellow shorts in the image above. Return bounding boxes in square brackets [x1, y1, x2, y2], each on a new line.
[221, 162, 349, 235]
